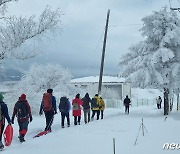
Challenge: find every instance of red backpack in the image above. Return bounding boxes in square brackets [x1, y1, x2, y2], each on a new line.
[42, 93, 53, 111]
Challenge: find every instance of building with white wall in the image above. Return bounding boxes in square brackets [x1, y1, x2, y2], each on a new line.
[71, 76, 131, 100]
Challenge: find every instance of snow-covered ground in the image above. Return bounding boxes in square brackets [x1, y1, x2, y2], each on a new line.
[2, 105, 180, 154]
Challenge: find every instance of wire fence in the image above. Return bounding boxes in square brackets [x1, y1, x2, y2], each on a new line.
[105, 98, 157, 109]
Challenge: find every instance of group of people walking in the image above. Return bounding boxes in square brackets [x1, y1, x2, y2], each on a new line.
[58, 92, 105, 128]
[0, 89, 106, 149]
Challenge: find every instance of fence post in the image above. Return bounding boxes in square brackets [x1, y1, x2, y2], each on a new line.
[113, 138, 116, 154]
[142, 99, 143, 106]
[137, 99, 138, 107]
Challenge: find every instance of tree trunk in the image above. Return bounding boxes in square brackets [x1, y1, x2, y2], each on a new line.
[164, 88, 169, 115]
[177, 93, 179, 111]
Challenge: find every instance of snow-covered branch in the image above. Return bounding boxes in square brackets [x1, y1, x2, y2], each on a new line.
[0, 3, 63, 61]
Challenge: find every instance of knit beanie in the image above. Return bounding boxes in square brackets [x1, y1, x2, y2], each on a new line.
[21, 93, 26, 99]
[0, 93, 4, 102]
[76, 93, 80, 98]
[47, 89, 53, 93]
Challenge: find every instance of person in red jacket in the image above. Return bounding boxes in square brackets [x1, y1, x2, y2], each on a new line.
[11, 94, 33, 142]
[72, 93, 82, 125]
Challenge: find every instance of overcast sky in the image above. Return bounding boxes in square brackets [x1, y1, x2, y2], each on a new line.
[5, 0, 176, 78]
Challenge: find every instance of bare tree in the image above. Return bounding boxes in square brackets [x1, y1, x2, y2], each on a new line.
[0, 0, 63, 61]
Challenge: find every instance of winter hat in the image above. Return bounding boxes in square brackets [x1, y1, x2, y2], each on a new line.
[47, 89, 53, 93]
[0, 93, 4, 102]
[21, 94, 26, 99]
[85, 93, 89, 98]
[76, 93, 80, 98]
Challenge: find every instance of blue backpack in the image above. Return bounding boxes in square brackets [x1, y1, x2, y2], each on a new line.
[59, 97, 68, 113]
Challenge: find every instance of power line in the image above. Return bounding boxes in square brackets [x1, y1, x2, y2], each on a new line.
[109, 24, 142, 28]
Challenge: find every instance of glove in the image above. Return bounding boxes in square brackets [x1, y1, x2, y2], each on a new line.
[11, 117, 14, 124]
[39, 111, 43, 116]
[30, 116, 33, 122]
[8, 122, 12, 125]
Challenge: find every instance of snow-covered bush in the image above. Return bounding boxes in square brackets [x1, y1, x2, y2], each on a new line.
[7, 64, 81, 114]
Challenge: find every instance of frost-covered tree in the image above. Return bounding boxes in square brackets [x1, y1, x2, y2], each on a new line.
[7, 64, 80, 114]
[0, 0, 63, 61]
[119, 7, 180, 92]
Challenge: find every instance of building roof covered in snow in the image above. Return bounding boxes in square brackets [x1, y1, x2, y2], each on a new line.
[71, 76, 126, 83]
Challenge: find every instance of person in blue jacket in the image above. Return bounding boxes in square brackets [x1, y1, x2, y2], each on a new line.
[59, 96, 71, 128]
[0, 93, 11, 150]
[39, 89, 57, 131]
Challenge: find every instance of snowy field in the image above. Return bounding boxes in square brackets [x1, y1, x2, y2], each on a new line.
[1, 105, 180, 154]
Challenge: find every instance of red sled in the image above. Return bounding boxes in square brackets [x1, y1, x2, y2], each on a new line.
[3, 124, 13, 146]
[33, 130, 51, 138]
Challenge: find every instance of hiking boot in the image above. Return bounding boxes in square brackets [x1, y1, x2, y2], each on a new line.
[67, 125, 70, 127]
[61, 126, 65, 128]
[0, 142, 4, 150]
[18, 135, 25, 142]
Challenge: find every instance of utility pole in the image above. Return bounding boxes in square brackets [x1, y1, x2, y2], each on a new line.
[98, 9, 110, 95]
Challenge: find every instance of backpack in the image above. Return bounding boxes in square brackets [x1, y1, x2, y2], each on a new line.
[15, 101, 28, 118]
[82, 97, 90, 109]
[42, 93, 53, 111]
[91, 98, 99, 108]
[72, 102, 79, 110]
[59, 97, 68, 113]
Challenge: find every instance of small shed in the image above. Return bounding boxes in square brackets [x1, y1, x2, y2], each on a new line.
[71, 76, 131, 100]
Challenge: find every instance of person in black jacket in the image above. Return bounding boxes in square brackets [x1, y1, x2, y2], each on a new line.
[81, 93, 92, 124]
[123, 95, 131, 114]
[0, 93, 11, 149]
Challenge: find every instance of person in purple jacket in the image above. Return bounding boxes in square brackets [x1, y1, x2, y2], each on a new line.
[0, 94, 11, 150]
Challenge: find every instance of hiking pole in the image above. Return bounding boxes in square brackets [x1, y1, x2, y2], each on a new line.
[134, 118, 148, 146]
[113, 138, 116, 154]
[134, 123, 142, 146]
[142, 118, 148, 134]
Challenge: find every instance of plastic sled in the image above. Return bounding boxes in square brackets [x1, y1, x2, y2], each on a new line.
[33, 130, 51, 138]
[3, 124, 13, 146]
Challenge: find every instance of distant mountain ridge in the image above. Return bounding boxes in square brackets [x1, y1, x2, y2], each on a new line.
[0, 68, 22, 82]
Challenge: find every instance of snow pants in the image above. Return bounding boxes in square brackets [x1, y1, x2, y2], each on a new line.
[74, 116, 81, 125]
[18, 121, 29, 136]
[91, 110, 100, 120]
[0, 121, 5, 142]
[44, 111, 54, 131]
[125, 106, 129, 114]
[83, 108, 90, 123]
[61, 112, 70, 127]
